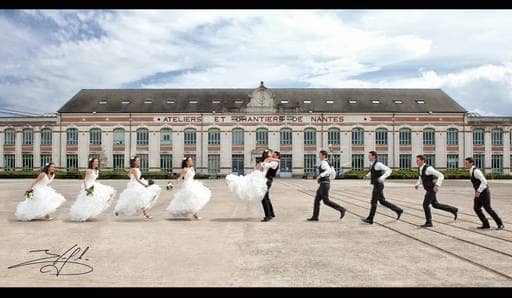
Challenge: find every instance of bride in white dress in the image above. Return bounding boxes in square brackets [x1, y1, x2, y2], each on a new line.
[114, 156, 162, 219]
[166, 157, 211, 220]
[69, 157, 116, 222]
[15, 162, 66, 221]
[225, 150, 279, 205]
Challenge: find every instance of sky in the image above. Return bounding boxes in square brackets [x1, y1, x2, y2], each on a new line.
[1, 9, 512, 116]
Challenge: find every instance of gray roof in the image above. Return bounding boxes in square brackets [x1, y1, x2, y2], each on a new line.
[58, 88, 467, 114]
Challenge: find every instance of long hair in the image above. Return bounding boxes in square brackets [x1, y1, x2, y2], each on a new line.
[42, 161, 55, 175]
[88, 157, 99, 170]
[261, 150, 270, 161]
[181, 157, 191, 169]
[129, 156, 138, 168]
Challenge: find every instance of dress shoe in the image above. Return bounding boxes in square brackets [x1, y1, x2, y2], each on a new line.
[497, 224, 505, 230]
[477, 225, 490, 229]
[452, 210, 458, 220]
[261, 217, 272, 222]
[396, 209, 403, 220]
[307, 217, 319, 221]
[339, 209, 346, 220]
[420, 222, 433, 228]
[361, 218, 373, 224]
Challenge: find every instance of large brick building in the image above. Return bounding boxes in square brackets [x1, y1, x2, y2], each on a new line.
[1, 82, 511, 176]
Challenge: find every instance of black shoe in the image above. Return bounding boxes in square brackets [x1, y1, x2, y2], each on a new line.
[477, 225, 490, 229]
[497, 224, 505, 230]
[271, 214, 275, 218]
[114, 212, 119, 216]
[396, 209, 403, 220]
[261, 217, 272, 222]
[307, 217, 319, 221]
[421, 222, 433, 228]
[339, 209, 346, 220]
[361, 218, 373, 224]
[452, 210, 458, 221]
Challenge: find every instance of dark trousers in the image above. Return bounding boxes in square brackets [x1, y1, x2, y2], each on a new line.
[368, 183, 402, 220]
[474, 190, 503, 227]
[262, 179, 275, 218]
[312, 182, 345, 218]
[423, 190, 458, 223]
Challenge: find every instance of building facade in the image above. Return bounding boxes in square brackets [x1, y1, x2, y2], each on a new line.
[1, 82, 511, 176]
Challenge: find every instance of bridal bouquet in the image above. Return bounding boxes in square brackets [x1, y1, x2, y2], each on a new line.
[166, 182, 174, 191]
[24, 190, 34, 199]
[86, 185, 95, 196]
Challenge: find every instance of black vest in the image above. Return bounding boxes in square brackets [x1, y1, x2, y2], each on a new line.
[470, 167, 488, 192]
[370, 161, 384, 185]
[318, 160, 331, 183]
[266, 163, 279, 179]
[419, 164, 436, 191]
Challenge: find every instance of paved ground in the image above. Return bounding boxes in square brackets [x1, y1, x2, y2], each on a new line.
[1, 178, 512, 287]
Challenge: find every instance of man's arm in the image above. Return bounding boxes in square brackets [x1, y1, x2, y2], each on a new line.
[427, 166, 444, 187]
[377, 162, 392, 182]
[475, 169, 488, 193]
[318, 160, 331, 177]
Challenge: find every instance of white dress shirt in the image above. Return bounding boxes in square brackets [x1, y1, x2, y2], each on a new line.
[318, 159, 332, 177]
[366, 161, 392, 183]
[470, 166, 488, 193]
[416, 164, 444, 187]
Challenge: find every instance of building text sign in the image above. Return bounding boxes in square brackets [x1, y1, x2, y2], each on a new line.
[154, 115, 344, 124]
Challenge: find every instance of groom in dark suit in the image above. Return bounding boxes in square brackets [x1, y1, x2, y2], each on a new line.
[261, 150, 280, 222]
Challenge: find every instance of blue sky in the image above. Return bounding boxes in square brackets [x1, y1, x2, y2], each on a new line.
[1, 9, 512, 115]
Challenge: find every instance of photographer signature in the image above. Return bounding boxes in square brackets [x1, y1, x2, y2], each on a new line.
[7, 244, 93, 276]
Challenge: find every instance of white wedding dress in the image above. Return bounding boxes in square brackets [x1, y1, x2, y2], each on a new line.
[167, 167, 211, 216]
[69, 170, 116, 221]
[15, 174, 66, 221]
[114, 168, 162, 216]
[225, 163, 268, 204]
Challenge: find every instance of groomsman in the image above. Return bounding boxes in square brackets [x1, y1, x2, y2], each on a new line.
[261, 150, 280, 222]
[464, 157, 504, 230]
[415, 155, 458, 228]
[361, 151, 403, 224]
[307, 150, 346, 221]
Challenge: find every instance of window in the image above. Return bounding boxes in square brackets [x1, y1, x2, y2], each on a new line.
[113, 154, 125, 171]
[232, 154, 244, 175]
[473, 154, 485, 170]
[348, 100, 357, 104]
[351, 154, 364, 171]
[304, 154, 317, 175]
[89, 128, 102, 145]
[328, 154, 341, 177]
[352, 128, 364, 145]
[446, 128, 458, 145]
[280, 128, 293, 145]
[113, 128, 125, 145]
[208, 154, 220, 174]
[4, 128, 15, 145]
[424, 154, 436, 168]
[423, 128, 435, 145]
[399, 128, 411, 145]
[399, 154, 412, 169]
[160, 128, 172, 145]
[66, 154, 78, 171]
[256, 128, 268, 145]
[22, 154, 33, 171]
[4, 154, 15, 171]
[160, 154, 172, 173]
[138, 154, 149, 172]
[41, 128, 52, 145]
[184, 128, 196, 145]
[491, 128, 503, 145]
[328, 128, 340, 145]
[447, 154, 459, 169]
[22, 128, 33, 145]
[491, 154, 503, 173]
[473, 128, 484, 145]
[377, 154, 388, 166]
[416, 99, 425, 104]
[280, 154, 292, 173]
[372, 100, 380, 104]
[40, 154, 52, 168]
[67, 128, 78, 145]
[232, 128, 244, 145]
[208, 128, 220, 145]
[375, 128, 388, 145]
[304, 128, 316, 145]
[136, 128, 149, 145]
